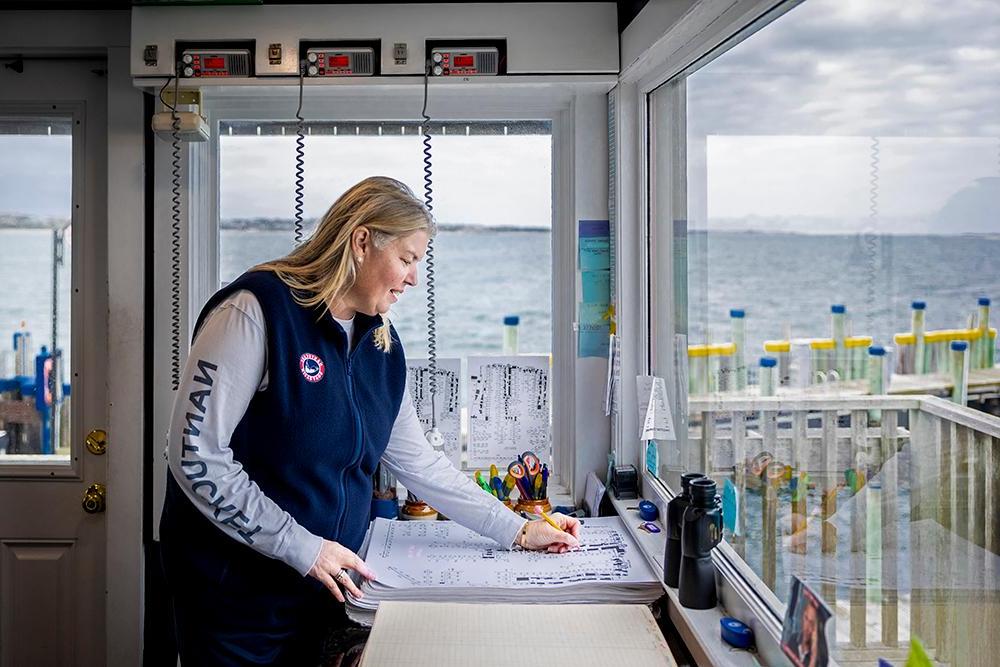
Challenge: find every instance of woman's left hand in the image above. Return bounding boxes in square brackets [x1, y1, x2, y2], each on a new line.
[516, 513, 582, 553]
[308, 539, 377, 602]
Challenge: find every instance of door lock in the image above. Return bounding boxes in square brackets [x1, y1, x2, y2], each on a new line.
[85, 429, 107, 455]
[82, 483, 106, 514]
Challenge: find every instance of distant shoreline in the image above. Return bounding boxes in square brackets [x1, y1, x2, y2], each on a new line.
[2, 216, 997, 239]
[217, 220, 551, 233]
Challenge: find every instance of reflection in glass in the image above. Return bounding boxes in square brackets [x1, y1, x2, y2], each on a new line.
[654, 0, 1000, 661]
[0, 117, 73, 461]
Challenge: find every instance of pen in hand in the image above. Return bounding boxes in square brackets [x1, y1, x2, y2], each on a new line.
[539, 510, 571, 536]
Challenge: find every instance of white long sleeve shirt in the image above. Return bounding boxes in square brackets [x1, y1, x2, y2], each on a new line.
[166, 290, 526, 576]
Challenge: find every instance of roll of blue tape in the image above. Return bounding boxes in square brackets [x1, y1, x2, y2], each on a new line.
[720, 617, 753, 649]
[638, 500, 659, 521]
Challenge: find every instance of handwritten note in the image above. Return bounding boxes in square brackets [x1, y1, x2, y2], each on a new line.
[579, 303, 611, 358]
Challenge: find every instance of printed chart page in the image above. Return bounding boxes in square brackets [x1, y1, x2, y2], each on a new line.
[371, 516, 654, 588]
[405, 358, 462, 468]
[345, 517, 663, 624]
[466, 355, 550, 468]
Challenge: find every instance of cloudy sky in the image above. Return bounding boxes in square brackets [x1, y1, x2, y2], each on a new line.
[0, 136, 72, 220]
[684, 0, 999, 232]
[2, 0, 997, 233]
[219, 134, 553, 227]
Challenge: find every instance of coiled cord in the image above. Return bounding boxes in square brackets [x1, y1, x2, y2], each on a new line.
[160, 69, 183, 391]
[293, 61, 306, 245]
[421, 60, 439, 425]
[865, 136, 880, 340]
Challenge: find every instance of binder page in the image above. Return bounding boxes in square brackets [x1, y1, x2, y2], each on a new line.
[364, 516, 656, 589]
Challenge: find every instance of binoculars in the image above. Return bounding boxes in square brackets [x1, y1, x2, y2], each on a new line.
[663, 473, 724, 609]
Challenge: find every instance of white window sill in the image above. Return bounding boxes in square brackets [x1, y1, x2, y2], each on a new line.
[609, 492, 766, 666]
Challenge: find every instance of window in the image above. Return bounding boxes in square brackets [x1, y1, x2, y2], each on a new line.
[0, 117, 73, 463]
[650, 0, 999, 660]
[218, 120, 554, 466]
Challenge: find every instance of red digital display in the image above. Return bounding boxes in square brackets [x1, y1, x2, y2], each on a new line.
[204, 57, 226, 70]
[453, 55, 475, 68]
[330, 55, 350, 68]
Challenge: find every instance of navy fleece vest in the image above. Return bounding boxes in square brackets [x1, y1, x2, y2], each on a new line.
[172, 270, 407, 555]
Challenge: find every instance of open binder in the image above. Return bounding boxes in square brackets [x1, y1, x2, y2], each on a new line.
[346, 516, 663, 626]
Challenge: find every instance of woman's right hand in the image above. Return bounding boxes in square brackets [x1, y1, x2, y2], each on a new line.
[308, 539, 377, 602]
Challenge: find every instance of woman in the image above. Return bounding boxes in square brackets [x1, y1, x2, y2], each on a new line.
[160, 176, 581, 665]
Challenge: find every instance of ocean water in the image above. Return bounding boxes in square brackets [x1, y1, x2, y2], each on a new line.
[0, 228, 73, 375]
[688, 231, 1000, 355]
[4, 228, 997, 374]
[220, 228, 554, 360]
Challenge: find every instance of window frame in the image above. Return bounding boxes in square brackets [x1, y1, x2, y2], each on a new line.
[615, 1, 806, 664]
[0, 103, 84, 479]
[217, 116, 556, 469]
[206, 87, 571, 476]
[149, 77, 616, 532]
[632, 1, 1000, 661]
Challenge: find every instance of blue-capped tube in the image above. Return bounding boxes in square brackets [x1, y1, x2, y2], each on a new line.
[977, 298, 990, 369]
[868, 345, 886, 421]
[911, 301, 926, 374]
[868, 345, 886, 391]
[730, 309, 747, 390]
[502, 315, 519, 355]
[951, 340, 969, 404]
[831, 304, 847, 377]
[758, 356, 777, 397]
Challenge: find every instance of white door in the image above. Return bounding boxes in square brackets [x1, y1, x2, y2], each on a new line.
[0, 59, 109, 666]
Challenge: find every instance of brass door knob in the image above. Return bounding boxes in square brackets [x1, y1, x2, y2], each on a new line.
[85, 429, 107, 455]
[82, 483, 106, 514]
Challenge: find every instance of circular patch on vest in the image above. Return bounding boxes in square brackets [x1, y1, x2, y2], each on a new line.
[299, 353, 325, 383]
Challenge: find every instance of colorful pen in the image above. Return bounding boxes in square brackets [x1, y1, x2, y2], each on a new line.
[474, 470, 494, 495]
[539, 510, 570, 535]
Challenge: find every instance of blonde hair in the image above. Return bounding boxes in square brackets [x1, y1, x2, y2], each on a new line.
[255, 176, 435, 352]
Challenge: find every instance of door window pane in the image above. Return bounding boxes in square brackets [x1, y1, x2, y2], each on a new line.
[0, 117, 73, 463]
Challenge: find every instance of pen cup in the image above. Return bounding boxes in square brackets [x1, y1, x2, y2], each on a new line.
[514, 497, 552, 515]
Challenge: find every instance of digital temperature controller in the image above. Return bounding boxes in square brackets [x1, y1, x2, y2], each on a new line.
[178, 49, 252, 78]
[429, 47, 499, 76]
[303, 47, 375, 77]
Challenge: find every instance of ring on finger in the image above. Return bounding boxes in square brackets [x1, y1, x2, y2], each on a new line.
[334, 568, 349, 583]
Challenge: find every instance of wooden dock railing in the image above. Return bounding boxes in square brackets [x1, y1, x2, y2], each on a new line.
[688, 394, 1000, 665]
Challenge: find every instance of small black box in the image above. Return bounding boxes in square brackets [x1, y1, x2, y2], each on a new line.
[611, 464, 638, 500]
